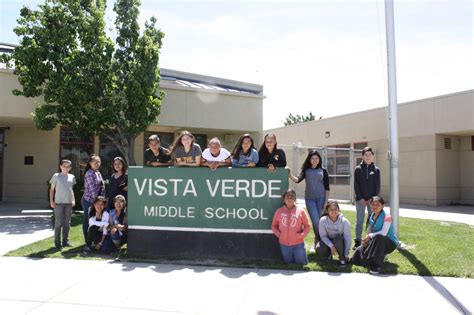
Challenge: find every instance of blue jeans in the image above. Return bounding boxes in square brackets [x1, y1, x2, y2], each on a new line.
[81, 197, 92, 243]
[355, 200, 372, 240]
[279, 243, 308, 264]
[305, 198, 325, 241]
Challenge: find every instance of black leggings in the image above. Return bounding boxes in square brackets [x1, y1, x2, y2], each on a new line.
[352, 235, 396, 267]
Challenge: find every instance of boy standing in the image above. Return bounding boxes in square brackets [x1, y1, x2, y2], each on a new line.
[353, 147, 380, 249]
[49, 159, 76, 249]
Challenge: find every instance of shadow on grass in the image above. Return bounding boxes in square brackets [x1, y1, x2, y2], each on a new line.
[398, 247, 469, 313]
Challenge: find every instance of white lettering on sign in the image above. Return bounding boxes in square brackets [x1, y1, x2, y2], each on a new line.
[135, 178, 283, 198]
[204, 207, 268, 220]
[144, 206, 196, 218]
[205, 179, 282, 198]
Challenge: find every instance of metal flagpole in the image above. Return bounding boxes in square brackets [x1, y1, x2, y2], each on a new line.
[385, 0, 400, 237]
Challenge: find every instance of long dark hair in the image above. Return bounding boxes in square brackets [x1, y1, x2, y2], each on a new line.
[258, 133, 278, 156]
[301, 150, 323, 171]
[85, 154, 101, 172]
[231, 133, 256, 157]
[89, 196, 107, 218]
[170, 130, 195, 157]
[113, 156, 128, 174]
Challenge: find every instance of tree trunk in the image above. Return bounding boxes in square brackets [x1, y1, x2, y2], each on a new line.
[127, 134, 136, 166]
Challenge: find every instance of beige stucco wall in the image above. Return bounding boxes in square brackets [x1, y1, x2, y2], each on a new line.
[0, 70, 42, 126]
[3, 126, 59, 203]
[159, 87, 263, 132]
[266, 90, 474, 206]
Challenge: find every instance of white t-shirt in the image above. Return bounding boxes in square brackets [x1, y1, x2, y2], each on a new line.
[202, 148, 231, 162]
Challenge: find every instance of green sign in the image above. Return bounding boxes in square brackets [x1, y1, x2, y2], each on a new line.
[128, 167, 289, 233]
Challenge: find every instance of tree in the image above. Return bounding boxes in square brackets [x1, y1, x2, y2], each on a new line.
[283, 111, 316, 126]
[2, 0, 165, 165]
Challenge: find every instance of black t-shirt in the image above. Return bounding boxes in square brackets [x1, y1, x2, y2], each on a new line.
[144, 147, 171, 165]
[257, 148, 287, 168]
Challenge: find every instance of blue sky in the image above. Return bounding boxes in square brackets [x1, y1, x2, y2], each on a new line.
[1, 0, 472, 129]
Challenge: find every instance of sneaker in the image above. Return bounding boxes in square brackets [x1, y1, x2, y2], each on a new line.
[353, 239, 361, 250]
[62, 241, 73, 247]
[309, 243, 316, 254]
[83, 246, 91, 255]
[369, 266, 381, 275]
[340, 259, 347, 266]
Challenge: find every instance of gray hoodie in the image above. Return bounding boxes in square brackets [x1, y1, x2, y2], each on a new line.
[318, 213, 352, 258]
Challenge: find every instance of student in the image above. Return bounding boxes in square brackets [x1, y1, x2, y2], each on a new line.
[105, 194, 128, 252]
[170, 130, 202, 167]
[316, 200, 351, 265]
[144, 134, 171, 167]
[200, 137, 231, 170]
[83, 196, 110, 254]
[49, 159, 76, 249]
[106, 157, 128, 210]
[351, 196, 398, 274]
[257, 133, 287, 171]
[288, 150, 329, 252]
[353, 146, 381, 249]
[231, 134, 259, 168]
[82, 154, 105, 243]
[271, 189, 310, 264]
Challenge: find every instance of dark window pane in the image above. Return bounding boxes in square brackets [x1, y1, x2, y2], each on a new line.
[60, 143, 93, 182]
[194, 134, 207, 150]
[336, 156, 350, 175]
[354, 142, 368, 150]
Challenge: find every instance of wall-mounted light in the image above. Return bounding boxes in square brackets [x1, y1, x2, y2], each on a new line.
[325, 131, 330, 138]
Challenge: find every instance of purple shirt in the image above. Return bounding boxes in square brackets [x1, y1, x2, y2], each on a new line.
[83, 169, 105, 202]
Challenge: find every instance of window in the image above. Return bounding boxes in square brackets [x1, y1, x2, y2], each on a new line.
[59, 127, 94, 182]
[194, 134, 208, 150]
[327, 144, 350, 185]
[444, 137, 451, 150]
[99, 136, 125, 180]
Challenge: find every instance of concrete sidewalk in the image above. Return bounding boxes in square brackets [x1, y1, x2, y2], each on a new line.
[0, 256, 472, 315]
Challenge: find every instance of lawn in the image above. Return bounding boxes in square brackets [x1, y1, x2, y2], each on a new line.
[6, 210, 474, 278]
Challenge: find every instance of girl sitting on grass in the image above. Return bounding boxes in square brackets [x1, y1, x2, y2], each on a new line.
[105, 195, 128, 252]
[83, 196, 109, 254]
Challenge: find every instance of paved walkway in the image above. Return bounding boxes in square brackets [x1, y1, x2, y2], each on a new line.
[0, 256, 472, 315]
[0, 201, 473, 314]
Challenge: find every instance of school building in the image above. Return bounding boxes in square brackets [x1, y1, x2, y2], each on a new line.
[265, 89, 474, 206]
[0, 42, 264, 204]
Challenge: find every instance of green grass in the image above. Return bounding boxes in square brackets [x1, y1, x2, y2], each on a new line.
[6, 214, 127, 261]
[6, 210, 474, 278]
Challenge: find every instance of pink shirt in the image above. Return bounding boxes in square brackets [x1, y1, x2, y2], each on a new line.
[272, 205, 310, 246]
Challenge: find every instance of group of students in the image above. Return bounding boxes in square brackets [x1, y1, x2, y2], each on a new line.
[49, 155, 129, 254]
[144, 130, 287, 170]
[271, 147, 399, 274]
[49, 130, 398, 273]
